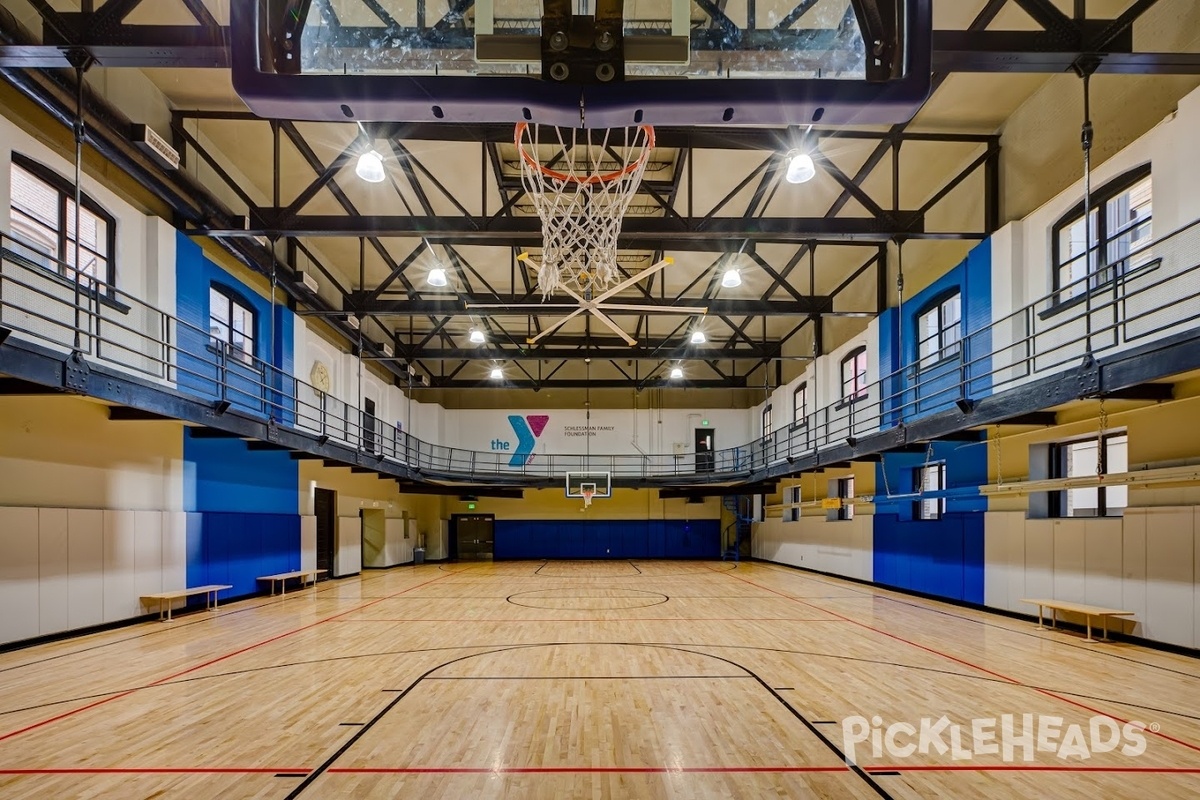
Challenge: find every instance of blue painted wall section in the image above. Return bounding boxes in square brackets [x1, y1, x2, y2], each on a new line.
[880, 240, 993, 425]
[871, 431, 988, 604]
[175, 233, 295, 423]
[494, 520, 720, 560]
[869, 240, 992, 604]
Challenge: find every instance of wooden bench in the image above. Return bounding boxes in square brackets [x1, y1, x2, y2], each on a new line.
[1021, 598, 1135, 643]
[258, 569, 327, 597]
[141, 585, 232, 622]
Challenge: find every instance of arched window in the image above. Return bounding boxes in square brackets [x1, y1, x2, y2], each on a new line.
[8, 153, 116, 287]
[209, 284, 257, 365]
[1052, 165, 1152, 304]
[793, 382, 808, 426]
[916, 290, 961, 368]
[841, 347, 868, 401]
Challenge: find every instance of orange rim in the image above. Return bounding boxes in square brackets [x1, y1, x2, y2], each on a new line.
[514, 122, 655, 185]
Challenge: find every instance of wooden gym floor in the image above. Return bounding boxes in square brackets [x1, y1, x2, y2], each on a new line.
[1, 561, 1198, 799]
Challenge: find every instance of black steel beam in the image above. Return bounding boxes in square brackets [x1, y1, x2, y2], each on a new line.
[427, 378, 747, 389]
[995, 412, 1058, 426]
[394, 483, 525, 498]
[107, 406, 178, 421]
[658, 483, 776, 499]
[203, 213, 939, 244]
[7, 20, 1198, 74]
[354, 295, 832, 316]
[0, 377, 65, 395]
[398, 345, 774, 361]
[1099, 382, 1174, 402]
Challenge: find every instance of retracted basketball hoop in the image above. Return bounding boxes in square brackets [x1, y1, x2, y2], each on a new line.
[515, 122, 654, 298]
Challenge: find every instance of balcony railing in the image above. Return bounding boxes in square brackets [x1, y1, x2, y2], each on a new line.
[3, 216, 1200, 484]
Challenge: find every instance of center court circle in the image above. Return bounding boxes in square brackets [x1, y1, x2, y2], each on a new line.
[507, 587, 669, 610]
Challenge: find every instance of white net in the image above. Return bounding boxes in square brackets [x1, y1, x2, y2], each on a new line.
[515, 122, 655, 298]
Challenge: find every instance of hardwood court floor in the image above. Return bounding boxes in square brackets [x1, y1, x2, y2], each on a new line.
[1, 561, 1199, 799]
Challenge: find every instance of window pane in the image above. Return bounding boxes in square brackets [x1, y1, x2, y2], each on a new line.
[1105, 434, 1128, 512]
[10, 164, 60, 231]
[1064, 439, 1099, 516]
[210, 289, 230, 342]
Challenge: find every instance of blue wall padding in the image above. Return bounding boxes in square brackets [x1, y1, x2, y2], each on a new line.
[494, 519, 720, 560]
[186, 512, 300, 597]
[873, 513, 985, 604]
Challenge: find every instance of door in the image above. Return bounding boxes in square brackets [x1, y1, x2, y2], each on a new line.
[363, 397, 377, 453]
[314, 488, 336, 578]
[695, 427, 715, 473]
[360, 508, 387, 568]
[453, 514, 495, 561]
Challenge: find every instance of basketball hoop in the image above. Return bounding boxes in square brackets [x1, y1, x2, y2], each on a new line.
[581, 483, 596, 509]
[515, 122, 655, 298]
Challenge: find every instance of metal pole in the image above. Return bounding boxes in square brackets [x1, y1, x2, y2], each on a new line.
[69, 55, 92, 351]
[1074, 61, 1098, 354]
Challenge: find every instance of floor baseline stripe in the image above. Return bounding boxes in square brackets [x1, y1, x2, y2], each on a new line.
[324, 766, 852, 774]
[0, 572, 456, 744]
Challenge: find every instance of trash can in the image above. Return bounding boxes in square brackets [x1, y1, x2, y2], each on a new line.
[412, 547, 425, 565]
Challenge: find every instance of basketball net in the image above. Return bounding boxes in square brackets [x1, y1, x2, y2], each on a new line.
[582, 488, 594, 509]
[515, 122, 655, 298]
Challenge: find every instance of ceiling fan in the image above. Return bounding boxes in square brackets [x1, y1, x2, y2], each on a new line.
[465, 253, 707, 346]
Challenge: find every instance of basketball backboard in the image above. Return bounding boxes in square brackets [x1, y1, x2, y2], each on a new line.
[233, 1, 931, 126]
[566, 471, 613, 499]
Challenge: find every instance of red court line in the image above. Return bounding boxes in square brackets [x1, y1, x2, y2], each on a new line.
[325, 766, 850, 774]
[0, 768, 310, 775]
[867, 765, 1200, 773]
[0, 572, 456, 744]
[5, 764, 1197, 776]
[331, 617, 846, 623]
[711, 567, 1200, 757]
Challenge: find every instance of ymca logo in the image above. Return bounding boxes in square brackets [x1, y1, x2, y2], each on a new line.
[491, 414, 549, 467]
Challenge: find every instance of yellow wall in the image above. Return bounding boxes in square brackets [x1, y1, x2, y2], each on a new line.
[0, 396, 183, 510]
[297, 460, 441, 536]
[444, 487, 720, 521]
[983, 387, 1200, 511]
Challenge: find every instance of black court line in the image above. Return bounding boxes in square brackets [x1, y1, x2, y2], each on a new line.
[755, 561, 1200, 677]
[284, 641, 891, 800]
[425, 675, 751, 681]
[275, 772, 308, 778]
[338, 722, 365, 727]
[775, 687, 795, 691]
[812, 721, 837, 725]
[871, 771, 902, 776]
[0, 569, 399, 675]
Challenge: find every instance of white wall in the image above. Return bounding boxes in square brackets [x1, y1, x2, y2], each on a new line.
[0, 113, 175, 383]
[985, 509, 1200, 649]
[0, 507, 187, 645]
[753, 512, 873, 583]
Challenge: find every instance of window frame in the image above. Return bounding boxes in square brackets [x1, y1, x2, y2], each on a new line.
[762, 404, 772, 442]
[913, 462, 947, 521]
[9, 153, 117, 290]
[1050, 165, 1152, 306]
[1048, 431, 1128, 518]
[840, 347, 868, 403]
[792, 382, 808, 427]
[827, 476, 855, 522]
[208, 284, 258, 366]
[915, 290, 962, 370]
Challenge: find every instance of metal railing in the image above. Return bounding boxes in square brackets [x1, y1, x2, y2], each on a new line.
[3, 216, 1200, 484]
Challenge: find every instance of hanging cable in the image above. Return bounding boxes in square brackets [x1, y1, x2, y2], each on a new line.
[1073, 58, 1100, 354]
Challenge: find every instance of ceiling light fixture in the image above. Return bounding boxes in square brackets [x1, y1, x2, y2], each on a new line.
[490, 366, 503, 380]
[785, 151, 816, 185]
[356, 149, 386, 183]
[690, 330, 706, 344]
[427, 266, 448, 287]
[469, 327, 486, 344]
[669, 366, 684, 380]
[721, 267, 742, 288]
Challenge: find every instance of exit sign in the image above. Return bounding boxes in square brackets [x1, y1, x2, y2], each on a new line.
[702, 419, 709, 426]
[467, 502, 476, 510]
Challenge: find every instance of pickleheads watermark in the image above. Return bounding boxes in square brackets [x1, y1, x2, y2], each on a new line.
[841, 714, 1153, 763]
